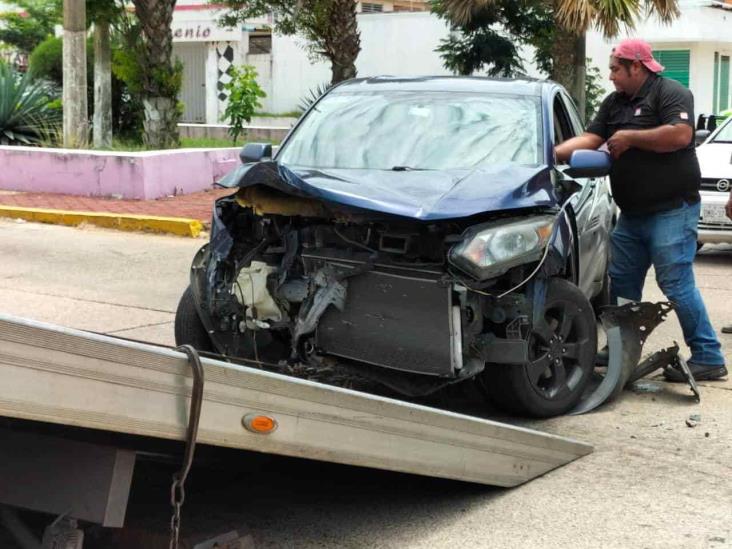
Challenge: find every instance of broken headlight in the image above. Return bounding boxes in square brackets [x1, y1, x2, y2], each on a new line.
[449, 216, 555, 279]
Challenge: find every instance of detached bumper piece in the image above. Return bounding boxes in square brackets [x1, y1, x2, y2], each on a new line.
[631, 343, 700, 402]
[571, 301, 677, 415]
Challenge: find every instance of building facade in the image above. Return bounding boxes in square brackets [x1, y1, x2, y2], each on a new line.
[172, 0, 732, 122]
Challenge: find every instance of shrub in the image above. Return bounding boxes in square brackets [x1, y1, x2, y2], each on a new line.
[0, 64, 61, 145]
[220, 65, 266, 142]
[30, 35, 144, 142]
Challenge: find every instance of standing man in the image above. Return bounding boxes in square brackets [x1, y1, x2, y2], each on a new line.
[555, 38, 727, 381]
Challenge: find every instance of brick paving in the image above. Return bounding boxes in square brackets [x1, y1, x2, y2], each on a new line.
[0, 188, 236, 224]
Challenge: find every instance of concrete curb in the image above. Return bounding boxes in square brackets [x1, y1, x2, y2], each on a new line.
[0, 206, 204, 238]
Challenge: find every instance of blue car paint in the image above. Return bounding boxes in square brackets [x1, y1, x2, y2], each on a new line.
[215, 77, 588, 284]
[220, 161, 558, 220]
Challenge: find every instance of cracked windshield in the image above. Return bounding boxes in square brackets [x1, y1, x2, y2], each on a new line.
[278, 91, 542, 170]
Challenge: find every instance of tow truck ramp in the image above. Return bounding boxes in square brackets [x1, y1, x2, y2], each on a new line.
[0, 313, 591, 488]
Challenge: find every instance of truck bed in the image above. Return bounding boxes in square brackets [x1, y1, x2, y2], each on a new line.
[0, 314, 592, 487]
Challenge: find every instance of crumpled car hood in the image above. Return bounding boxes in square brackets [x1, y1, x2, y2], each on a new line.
[219, 161, 557, 220]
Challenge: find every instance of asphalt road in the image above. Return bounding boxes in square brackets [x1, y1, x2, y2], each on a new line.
[1, 218, 731, 549]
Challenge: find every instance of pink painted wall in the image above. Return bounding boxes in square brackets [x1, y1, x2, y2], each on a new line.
[0, 146, 241, 199]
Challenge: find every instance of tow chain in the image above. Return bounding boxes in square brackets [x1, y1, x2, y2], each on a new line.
[169, 344, 205, 549]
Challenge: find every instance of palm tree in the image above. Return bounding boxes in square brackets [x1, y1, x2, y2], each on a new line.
[440, 0, 679, 119]
[129, 0, 180, 148]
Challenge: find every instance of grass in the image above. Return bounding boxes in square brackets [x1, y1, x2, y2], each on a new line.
[91, 136, 280, 151]
[180, 137, 238, 148]
[254, 111, 302, 118]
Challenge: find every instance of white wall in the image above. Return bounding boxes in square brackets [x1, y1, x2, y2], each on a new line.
[247, 53, 274, 112]
[584, 4, 732, 114]
[269, 12, 452, 112]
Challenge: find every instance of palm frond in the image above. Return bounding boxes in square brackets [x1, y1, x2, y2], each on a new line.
[439, 0, 495, 26]
[557, 0, 679, 38]
[644, 0, 680, 24]
[556, 0, 597, 33]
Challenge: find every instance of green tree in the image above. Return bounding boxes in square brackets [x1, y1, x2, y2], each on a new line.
[221, 65, 267, 142]
[29, 35, 143, 140]
[115, 0, 181, 148]
[220, 0, 360, 85]
[438, 0, 679, 118]
[584, 58, 603, 122]
[432, 0, 553, 76]
[0, 0, 61, 55]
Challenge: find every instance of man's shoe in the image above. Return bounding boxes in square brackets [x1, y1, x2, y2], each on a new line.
[596, 345, 609, 366]
[664, 362, 728, 382]
[722, 325, 732, 334]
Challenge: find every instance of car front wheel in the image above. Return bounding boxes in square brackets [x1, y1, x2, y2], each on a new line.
[481, 277, 597, 417]
[174, 285, 214, 352]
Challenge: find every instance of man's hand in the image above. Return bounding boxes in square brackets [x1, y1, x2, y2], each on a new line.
[726, 191, 732, 221]
[554, 133, 604, 163]
[606, 130, 634, 159]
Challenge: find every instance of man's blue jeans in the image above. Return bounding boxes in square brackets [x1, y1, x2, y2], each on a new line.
[609, 200, 724, 366]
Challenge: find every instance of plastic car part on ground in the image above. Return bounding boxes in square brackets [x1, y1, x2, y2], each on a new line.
[569, 301, 697, 415]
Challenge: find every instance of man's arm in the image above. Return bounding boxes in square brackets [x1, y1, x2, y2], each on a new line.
[605, 124, 692, 158]
[555, 133, 604, 162]
[726, 191, 732, 221]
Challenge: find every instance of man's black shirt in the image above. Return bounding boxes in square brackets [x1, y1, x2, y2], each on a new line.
[586, 74, 701, 215]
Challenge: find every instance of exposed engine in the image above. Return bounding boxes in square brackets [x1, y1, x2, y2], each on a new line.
[191, 186, 551, 396]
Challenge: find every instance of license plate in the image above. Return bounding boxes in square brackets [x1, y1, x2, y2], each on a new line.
[702, 204, 730, 225]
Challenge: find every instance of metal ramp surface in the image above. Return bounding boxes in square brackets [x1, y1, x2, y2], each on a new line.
[0, 314, 592, 487]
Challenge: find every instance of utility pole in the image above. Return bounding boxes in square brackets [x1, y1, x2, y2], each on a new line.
[63, 0, 88, 148]
[93, 22, 113, 148]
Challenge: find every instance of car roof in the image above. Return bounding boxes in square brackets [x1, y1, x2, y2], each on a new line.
[331, 76, 550, 97]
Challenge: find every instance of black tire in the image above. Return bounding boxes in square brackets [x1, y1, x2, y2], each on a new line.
[174, 286, 214, 352]
[481, 278, 597, 417]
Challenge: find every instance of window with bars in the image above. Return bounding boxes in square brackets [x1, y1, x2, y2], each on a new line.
[249, 34, 272, 55]
[361, 2, 384, 12]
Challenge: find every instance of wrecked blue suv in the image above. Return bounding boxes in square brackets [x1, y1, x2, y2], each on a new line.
[175, 76, 615, 417]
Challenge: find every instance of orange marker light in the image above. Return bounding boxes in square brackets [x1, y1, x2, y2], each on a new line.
[242, 413, 278, 434]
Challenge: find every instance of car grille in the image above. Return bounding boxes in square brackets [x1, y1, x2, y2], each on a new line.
[699, 221, 732, 231]
[701, 178, 731, 192]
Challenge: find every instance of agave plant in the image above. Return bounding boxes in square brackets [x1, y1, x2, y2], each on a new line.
[0, 63, 61, 146]
[298, 82, 332, 113]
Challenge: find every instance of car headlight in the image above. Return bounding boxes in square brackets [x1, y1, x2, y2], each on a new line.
[449, 216, 556, 280]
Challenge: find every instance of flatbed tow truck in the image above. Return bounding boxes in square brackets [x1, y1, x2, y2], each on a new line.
[0, 313, 592, 548]
[0, 300, 699, 548]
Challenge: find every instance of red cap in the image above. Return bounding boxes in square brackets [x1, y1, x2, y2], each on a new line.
[612, 39, 664, 73]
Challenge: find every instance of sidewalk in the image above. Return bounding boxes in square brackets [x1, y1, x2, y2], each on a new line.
[0, 188, 235, 237]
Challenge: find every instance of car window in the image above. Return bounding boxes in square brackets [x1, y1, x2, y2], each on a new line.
[711, 118, 732, 143]
[552, 95, 577, 152]
[561, 92, 585, 135]
[277, 91, 543, 170]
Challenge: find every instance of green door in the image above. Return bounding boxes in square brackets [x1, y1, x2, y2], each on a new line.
[653, 50, 690, 88]
[720, 55, 730, 112]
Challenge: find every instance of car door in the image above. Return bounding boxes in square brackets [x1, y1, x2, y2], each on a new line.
[551, 92, 613, 299]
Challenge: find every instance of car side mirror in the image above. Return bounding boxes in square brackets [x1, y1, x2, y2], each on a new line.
[240, 143, 272, 164]
[565, 150, 612, 178]
[694, 129, 711, 147]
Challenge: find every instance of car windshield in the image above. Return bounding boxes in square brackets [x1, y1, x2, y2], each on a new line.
[711, 118, 732, 143]
[277, 90, 543, 170]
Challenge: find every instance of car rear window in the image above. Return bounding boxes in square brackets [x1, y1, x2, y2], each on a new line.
[277, 90, 542, 170]
[711, 119, 732, 143]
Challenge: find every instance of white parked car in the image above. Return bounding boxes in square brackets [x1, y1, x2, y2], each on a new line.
[697, 115, 732, 247]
